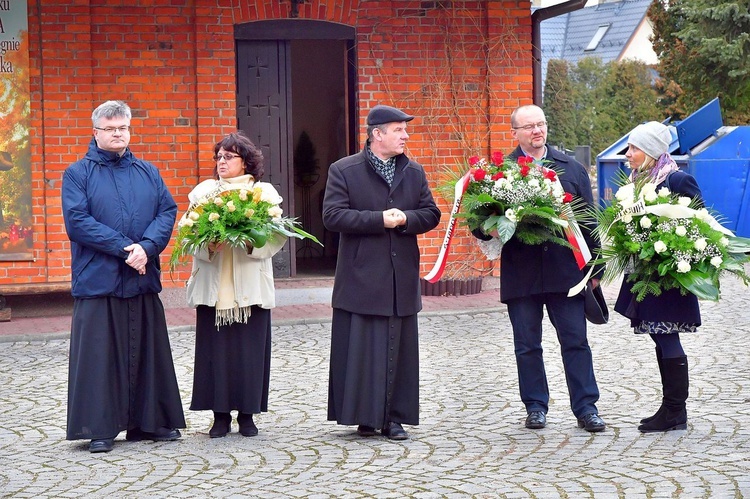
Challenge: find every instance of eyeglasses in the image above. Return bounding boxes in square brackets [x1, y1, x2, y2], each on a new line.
[513, 121, 548, 131]
[213, 153, 241, 162]
[94, 125, 130, 134]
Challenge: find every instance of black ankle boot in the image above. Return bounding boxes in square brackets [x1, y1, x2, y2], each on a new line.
[209, 412, 232, 438]
[237, 412, 258, 437]
[640, 348, 666, 424]
[639, 356, 688, 433]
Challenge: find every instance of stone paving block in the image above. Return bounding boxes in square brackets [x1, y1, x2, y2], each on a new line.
[1, 278, 750, 497]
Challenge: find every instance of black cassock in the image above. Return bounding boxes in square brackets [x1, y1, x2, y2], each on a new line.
[327, 310, 419, 428]
[66, 294, 186, 441]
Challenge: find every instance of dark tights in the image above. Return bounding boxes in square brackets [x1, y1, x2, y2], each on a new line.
[650, 333, 685, 359]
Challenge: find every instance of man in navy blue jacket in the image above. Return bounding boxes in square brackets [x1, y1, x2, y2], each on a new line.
[475, 105, 606, 433]
[62, 100, 185, 453]
[323, 105, 441, 440]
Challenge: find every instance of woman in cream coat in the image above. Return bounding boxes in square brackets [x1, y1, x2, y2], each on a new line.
[186, 132, 286, 438]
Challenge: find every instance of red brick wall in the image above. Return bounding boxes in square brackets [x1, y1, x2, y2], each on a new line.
[2, 0, 532, 290]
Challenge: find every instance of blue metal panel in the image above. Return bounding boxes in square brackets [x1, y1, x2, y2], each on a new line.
[675, 98, 723, 154]
[688, 127, 750, 236]
[688, 158, 747, 233]
[597, 159, 629, 207]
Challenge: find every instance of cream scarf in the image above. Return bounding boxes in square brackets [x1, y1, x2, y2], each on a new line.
[213, 174, 254, 327]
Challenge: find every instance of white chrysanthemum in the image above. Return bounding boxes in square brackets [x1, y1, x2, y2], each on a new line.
[675, 225, 687, 237]
[226, 200, 236, 212]
[644, 190, 658, 202]
[188, 211, 200, 221]
[179, 218, 194, 228]
[622, 213, 633, 224]
[654, 241, 667, 254]
[640, 216, 652, 229]
[208, 212, 220, 222]
[213, 197, 224, 207]
[657, 187, 671, 198]
[694, 238, 707, 251]
[678, 196, 691, 206]
[710, 256, 723, 268]
[676, 260, 691, 273]
[505, 209, 517, 223]
[268, 206, 283, 218]
[239, 189, 248, 201]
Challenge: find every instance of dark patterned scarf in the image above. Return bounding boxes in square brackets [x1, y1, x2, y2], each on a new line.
[366, 143, 396, 186]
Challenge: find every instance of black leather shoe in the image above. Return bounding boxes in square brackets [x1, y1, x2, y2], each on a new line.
[381, 422, 409, 440]
[577, 413, 606, 432]
[237, 413, 258, 437]
[356, 425, 377, 437]
[209, 412, 232, 438]
[126, 427, 182, 441]
[525, 411, 546, 429]
[89, 438, 114, 453]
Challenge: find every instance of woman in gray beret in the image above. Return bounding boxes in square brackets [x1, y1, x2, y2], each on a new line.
[614, 121, 703, 433]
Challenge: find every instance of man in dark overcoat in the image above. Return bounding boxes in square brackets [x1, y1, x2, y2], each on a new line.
[62, 100, 185, 453]
[322, 104, 441, 440]
[474, 105, 606, 432]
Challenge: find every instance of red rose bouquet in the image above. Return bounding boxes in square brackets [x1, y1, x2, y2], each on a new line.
[426, 152, 589, 283]
[457, 152, 581, 247]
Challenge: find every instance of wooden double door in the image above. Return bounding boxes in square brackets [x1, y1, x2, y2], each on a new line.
[235, 21, 357, 277]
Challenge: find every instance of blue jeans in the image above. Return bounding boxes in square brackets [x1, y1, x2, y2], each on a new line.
[507, 292, 600, 418]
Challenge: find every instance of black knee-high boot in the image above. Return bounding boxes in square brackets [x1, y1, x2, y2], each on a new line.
[638, 356, 688, 432]
[640, 347, 665, 424]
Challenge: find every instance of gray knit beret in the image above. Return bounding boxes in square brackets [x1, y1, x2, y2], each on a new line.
[627, 121, 672, 159]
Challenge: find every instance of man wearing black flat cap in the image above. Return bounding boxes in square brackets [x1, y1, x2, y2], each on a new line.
[323, 104, 441, 440]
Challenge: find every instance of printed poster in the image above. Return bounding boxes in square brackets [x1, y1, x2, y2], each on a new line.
[0, 0, 31, 261]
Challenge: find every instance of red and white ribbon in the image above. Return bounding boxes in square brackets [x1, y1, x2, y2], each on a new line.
[424, 172, 472, 283]
[564, 219, 591, 270]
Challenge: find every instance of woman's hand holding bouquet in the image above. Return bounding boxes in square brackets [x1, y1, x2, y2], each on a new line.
[169, 183, 320, 269]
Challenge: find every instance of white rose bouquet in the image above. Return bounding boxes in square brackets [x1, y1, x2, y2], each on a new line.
[169, 184, 320, 269]
[592, 174, 750, 301]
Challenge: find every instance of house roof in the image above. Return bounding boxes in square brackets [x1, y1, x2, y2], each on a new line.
[538, 0, 653, 85]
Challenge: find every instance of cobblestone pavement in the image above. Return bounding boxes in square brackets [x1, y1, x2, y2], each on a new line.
[1, 279, 749, 498]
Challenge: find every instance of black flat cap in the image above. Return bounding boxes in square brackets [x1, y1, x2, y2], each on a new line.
[366, 105, 414, 126]
[584, 283, 609, 325]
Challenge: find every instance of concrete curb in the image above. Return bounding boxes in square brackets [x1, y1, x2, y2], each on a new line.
[0, 306, 506, 344]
